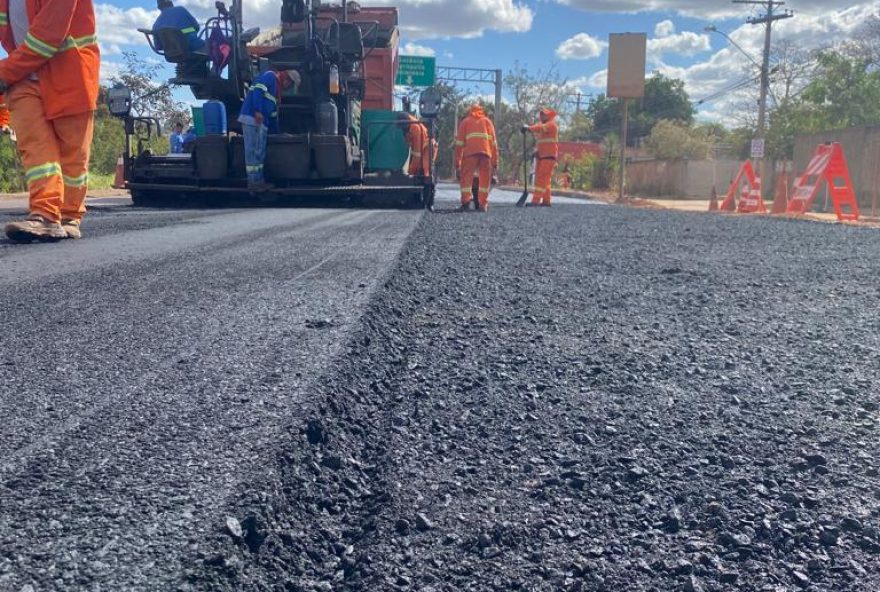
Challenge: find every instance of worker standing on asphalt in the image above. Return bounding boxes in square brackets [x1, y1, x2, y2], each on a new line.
[1, 0, 100, 242]
[455, 104, 498, 212]
[237, 69, 299, 188]
[522, 107, 559, 207]
[402, 111, 431, 177]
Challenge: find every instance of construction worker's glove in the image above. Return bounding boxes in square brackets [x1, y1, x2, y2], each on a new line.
[521, 125, 529, 133]
[0, 80, 7, 93]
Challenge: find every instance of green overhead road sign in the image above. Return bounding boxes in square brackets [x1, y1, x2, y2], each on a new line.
[396, 55, 436, 87]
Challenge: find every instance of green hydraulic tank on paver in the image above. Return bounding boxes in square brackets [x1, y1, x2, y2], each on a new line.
[361, 110, 409, 172]
[191, 106, 205, 137]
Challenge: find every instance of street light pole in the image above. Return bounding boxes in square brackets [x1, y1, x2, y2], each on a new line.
[732, 0, 793, 195]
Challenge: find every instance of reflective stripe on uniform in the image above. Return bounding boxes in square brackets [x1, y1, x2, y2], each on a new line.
[59, 34, 98, 51]
[63, 172, 89, 187]
[24, 32, 57, 58]
[478, 186, 490, 193]
[0, 12, 8, 25]
[454, 140, 465, 147]
[252, 83, 269, 93]
[25, 162, 62, 184]
[411, 151, 422, 157]
[465, 132, 491, 141]
[537, 137, 558, 144]
[180, 26, 196, 34]
[246, 165, 263, 172]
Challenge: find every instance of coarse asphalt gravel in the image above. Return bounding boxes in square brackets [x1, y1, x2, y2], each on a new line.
[189, 201, 880, 592]
[2, 192, 879, 592]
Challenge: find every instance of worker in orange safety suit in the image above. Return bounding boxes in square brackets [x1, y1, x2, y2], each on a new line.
[522, 107, 559, 207]
[1, 0, 100, 242]
[401, 112, 432, 177]
[454, 104, 498, 212]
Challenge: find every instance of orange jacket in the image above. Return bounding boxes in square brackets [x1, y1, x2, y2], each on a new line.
[405, 114, 429, 160]
[529, 116, 559, 160]
[455, 105, 498, 168]
[0, 0, 100, 120]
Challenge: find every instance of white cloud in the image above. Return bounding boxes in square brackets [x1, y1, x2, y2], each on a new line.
[556, 33, 607, 60]
[553, 0, 870, 19]
[659, 3, 879, 122]
[654, 20, 675, 38]
[648, 31, 711, 59]
[176, 0, 532, 40]
[95, 3, 158, 47]
[401, 42, 436, 57]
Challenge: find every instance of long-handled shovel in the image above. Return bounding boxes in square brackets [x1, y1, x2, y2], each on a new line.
[516, 129, 530, 207]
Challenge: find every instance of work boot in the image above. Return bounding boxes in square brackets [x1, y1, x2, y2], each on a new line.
[61, 219, 82, 240]
[478, 204, 489, 213]
[5, 215, 66, 243]
[459, 202, 471, 212]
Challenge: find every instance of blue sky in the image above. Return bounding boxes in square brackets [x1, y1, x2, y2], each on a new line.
[9, 0, 877, 123]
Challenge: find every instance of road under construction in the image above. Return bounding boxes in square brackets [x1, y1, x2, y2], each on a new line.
[1, 0, 880, 590]
[2, 187, 880, 591]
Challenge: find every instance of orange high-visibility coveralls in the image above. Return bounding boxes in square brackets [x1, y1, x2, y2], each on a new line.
[528, 108, 559, 206]
[454, 104, 498, 209]
[0, 0, 100, 224]
[404, 113, 430, 177]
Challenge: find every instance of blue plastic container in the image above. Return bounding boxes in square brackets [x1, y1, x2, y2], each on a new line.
[203, 100, 227, 135]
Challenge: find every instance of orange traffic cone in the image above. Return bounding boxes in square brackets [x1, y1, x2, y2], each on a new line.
[708, 186, 719, 211]
[771, 171, 789, 214]
[112, 156, 125, 189]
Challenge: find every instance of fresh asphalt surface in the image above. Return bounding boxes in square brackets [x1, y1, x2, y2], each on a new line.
[0, 186, 592, 590]
[2, 188, 880, 592]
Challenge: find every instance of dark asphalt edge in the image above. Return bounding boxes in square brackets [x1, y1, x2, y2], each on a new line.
[174, 213, 430, 591]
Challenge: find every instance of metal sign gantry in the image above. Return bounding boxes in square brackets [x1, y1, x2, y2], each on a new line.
[437, 66, 503, 132]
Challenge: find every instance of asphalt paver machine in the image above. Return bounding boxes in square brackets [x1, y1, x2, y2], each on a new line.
[107, 0, 440, 208]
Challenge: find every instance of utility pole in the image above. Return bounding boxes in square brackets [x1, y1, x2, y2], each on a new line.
[733, 0, 793, 194]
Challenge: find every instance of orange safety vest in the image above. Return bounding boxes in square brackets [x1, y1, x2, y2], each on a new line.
[405, 114, 429, 160]
[529, 117, 559, 160]
[454, 106, 498, 168]
[0, 0, 100, 120]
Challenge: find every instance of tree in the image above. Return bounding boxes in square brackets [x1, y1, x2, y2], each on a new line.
[562, 111, 594, 142]
[645, 120, 712, 160]
[110, 52, 190, 126]
[764, 51, 880, 160]
[587, 74, 694, 144]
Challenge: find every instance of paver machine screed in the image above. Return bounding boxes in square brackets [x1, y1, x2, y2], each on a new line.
[107, 0, 440, 209]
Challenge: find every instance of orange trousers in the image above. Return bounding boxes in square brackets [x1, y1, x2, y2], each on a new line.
[408, 156, 429, 177]
[8, 80, 94, 224]
[459, 154, 492, 208]
[532, 158, 557, 205]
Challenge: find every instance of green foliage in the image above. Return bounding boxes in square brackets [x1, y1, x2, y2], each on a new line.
[645, 120, 713, 160]
[0, 134, 24, 192]
[593, 134, 620, 190]
[561, 152, 597, 191]
[111, 52, 190, 125]
[587, 74, 695, 144]
[91, 106, 126, 175]
[765, 51, 880, 159]
[562, 111, 594, 142]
